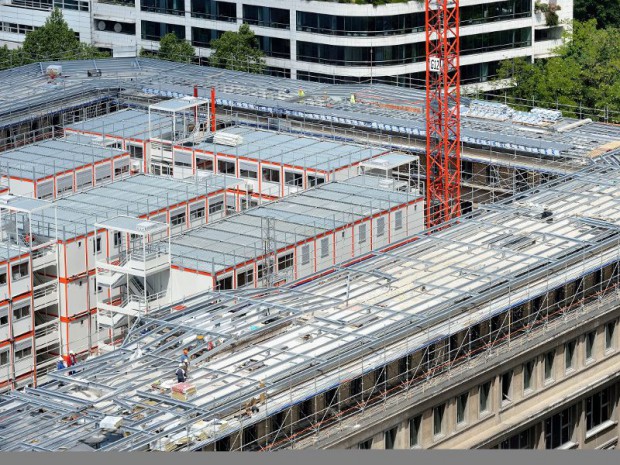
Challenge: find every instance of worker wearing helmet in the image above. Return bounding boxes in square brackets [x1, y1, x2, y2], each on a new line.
[180, 348, 190, 375]
[56, 357, 65, 371]
[176, 363, 187, 383]
[68, 350, 77, 375]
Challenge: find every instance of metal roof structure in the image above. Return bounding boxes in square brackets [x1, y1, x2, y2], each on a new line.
[0, 241, 28, 262]
[66, 109, 171, 141]
[66, 109, 388, 172]
[1, 162, 620, 451]
[169, 175, 420, 274]
[3, 58, 620, 169]
[27, 173, 241, 241]
[94, 216, 169, 236]
[0, 134, 128, 181]
[193, 127, 386, 171]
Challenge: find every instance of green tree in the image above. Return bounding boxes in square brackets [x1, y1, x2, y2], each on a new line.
[144, 32, 195, 62]
[497, 20, 620, 120]
[21, 8, 106, 62]
[209, 24, 266, 73]
[574, 0, 620, 29]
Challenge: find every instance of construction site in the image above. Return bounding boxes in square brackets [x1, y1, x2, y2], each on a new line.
[0, 38, 620, 449]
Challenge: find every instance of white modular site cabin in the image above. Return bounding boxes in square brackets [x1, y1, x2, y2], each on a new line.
[0, 173, 256, 390]
[0, 196, 58, 392]
[0, 134, 133, 199]
[165, 175, 424, 301]
[49, 174, 246, 357]
[64, 109, 418, 199]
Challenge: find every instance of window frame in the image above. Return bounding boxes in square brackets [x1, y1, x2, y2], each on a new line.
[433, 404, 445, 437]
[565, 340, 576, 372]
[456, 392, 468, 425]
[523, 360, 535, 392]
[605, 321, 615, 351]
[409, 415, 421, 448]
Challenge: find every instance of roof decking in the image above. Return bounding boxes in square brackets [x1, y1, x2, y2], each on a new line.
[170, 175, 419, 274]
[28, 174, 240, 240]
[0, 134, 128, 181]
[1, 164, 620, 451]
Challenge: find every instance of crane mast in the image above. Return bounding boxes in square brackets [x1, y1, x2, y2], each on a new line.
[425, 0, 461, 228]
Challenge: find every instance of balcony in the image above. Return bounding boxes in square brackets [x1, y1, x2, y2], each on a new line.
[34, 320, 59, 350]
[33, 281, 58, 310]
[31, 247, 57, 271]
[97, 246, 169, 276]
[98, 290, 168, 317]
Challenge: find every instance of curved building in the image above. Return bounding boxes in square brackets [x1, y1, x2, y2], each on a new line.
[0, 0, 571, 87]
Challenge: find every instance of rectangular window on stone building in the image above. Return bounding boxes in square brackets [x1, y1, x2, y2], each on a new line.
[433, 404, 445, 436]
[606, 321, 615, 351]
[358, 438, 372, 449]
[586, 387, 613, 431]
[586, 331, 596, 362]
[500, 427, 534, 449]
[384, 426, 397, 449]
[501, 371, 512, 404]
[565, 340, 575, 372]
[545, 406, 575, 449]
[479, 381, 491, 415]
[544, 350, 555, 382]
[523, 360, 534, 392]
[409, 415, 421, 448]
[457, 392, 468, 425]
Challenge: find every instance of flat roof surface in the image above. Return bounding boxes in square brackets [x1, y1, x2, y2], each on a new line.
[0, 195, 53, 213]
[0, 134, 128, 181]
[170, 175, 420, 274]
[65, 109, 172, 140]
[67, 109, 388, 172]
[3, 58, 620, 165]
[361, 152, 419, 170]
[0, 241, 28, 262]
[150, 97, 208, 112]
[29, 173, 241, 240]
[196, 127, 387, 171]
[94, 216, 168, 235]
[1, 163, 620, 451]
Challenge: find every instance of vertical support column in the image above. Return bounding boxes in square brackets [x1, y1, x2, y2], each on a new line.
[425, 0, 461, 228]
[210, 87, 217, 133]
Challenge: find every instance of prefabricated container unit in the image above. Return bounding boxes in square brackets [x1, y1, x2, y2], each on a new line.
[28, 174, 247, 356]
[180, 127, 390, 198]
[63, 110, 392, 195]
[0, 135, 132, 200]
[168, 176, 424, 301]
[64, 109, 173, 175]
[0, 243, 37, 392]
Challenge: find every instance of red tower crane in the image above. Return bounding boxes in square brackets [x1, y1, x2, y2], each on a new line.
[425, 0, 461, 228]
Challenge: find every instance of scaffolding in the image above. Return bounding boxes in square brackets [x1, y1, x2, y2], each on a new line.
[1, 163, 620, 450]
[2, 57, 616, 212]
[94, 216, 171, 353]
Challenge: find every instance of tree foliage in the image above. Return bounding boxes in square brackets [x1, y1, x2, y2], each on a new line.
[0, 8, 106, 70]
[142, 33, 195, 62]
[497, 20, 620, 119]
[22, 8, 106, 61]
[209, 24, 266, 74]
[574, 0, 620, 29]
